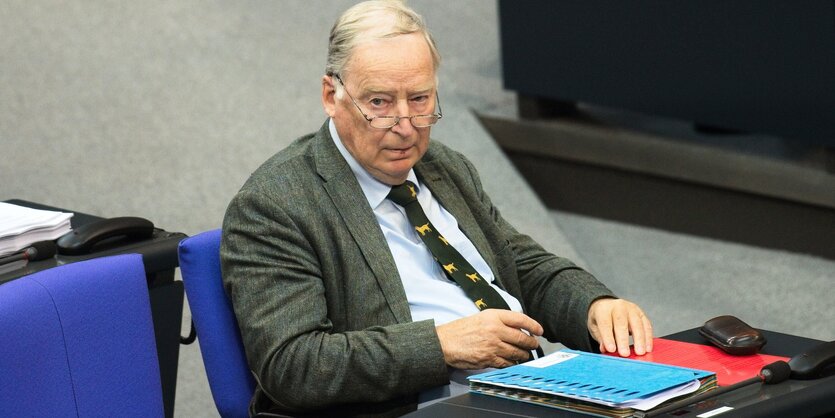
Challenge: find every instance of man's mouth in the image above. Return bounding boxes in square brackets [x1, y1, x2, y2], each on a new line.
[387, 145, 413, 154]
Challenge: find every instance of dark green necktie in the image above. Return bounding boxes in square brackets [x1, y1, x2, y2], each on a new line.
[388, 180, 510, 311]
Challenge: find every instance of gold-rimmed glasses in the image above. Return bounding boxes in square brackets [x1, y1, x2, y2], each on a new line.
[334, 74, 443, 129]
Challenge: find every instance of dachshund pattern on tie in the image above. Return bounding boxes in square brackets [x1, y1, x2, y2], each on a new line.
[388, 180, 510, 311]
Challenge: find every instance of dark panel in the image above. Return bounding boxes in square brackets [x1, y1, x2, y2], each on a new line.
[499, 0, 835, 145]
[504, 150, 835, 260]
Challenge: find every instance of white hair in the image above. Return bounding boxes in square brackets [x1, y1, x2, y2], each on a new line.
[326, 0, 441, 88]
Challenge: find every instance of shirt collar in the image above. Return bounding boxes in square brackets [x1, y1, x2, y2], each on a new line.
[329, 119, 420, 209]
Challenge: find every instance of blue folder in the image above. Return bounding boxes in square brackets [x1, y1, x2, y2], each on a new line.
[468, 349, 713, 406]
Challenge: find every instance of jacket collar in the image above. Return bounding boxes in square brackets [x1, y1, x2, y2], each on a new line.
[311, 120, 412, 323]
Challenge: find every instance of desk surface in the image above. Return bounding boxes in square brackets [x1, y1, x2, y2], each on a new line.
[0, 199, 185, 285]
[407, 329, 835, 418]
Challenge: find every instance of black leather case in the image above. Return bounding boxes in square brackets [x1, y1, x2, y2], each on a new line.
[699, 315, 767, 355]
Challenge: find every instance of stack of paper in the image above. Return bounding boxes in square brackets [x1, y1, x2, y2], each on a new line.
[0, 202, 73, 257]
[469, 349, 717, 418]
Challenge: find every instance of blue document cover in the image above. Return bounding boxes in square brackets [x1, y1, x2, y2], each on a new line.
[468, 349, 714, 407]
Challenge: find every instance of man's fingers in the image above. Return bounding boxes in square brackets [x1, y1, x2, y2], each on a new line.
[629, 309, 647, 356]
[613, 308, 632, 357]
[627, 307, 654, 355]
[495, 310, 544, 336]
[437, 310, 546, 369]
[594, 311, 617, 353]
[641, 313, 654, 352]
[588, 299, 655, 357]
[495, 341, 534, 366]
[498, 326, 540, 351]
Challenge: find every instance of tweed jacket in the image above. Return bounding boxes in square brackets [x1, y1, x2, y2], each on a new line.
[220, 120, 615, 417]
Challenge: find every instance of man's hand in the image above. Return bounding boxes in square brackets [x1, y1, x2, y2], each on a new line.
[587, 298, 653, 357]
[436, 309, 544, 369]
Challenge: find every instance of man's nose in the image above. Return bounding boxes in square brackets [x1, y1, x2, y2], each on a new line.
[391, 114, 415, 135]
[391, 100, 416, 134]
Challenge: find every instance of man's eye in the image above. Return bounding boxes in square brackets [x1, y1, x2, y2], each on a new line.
[369, 98, 386, 107]
[412, 95, 429, 103]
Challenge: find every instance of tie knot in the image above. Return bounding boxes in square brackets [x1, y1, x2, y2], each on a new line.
[388, 180, 418, 207]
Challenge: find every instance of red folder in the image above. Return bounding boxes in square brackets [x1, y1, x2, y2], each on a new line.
[609, 338, 789, 386]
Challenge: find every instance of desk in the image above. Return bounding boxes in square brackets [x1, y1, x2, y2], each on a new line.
[407, 329, 835, 418]
[0, 200, 186, 418]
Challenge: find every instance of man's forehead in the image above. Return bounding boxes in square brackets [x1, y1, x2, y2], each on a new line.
[354, 73, 436, 94]
[343, 35, 436, 92]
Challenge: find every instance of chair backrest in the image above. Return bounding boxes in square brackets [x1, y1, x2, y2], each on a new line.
[0, 254, 164, 417]
[178, 229, 255, 418]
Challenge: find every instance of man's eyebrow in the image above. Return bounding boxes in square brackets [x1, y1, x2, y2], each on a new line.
[360, 85, 435, 96]
[362, 87, 395, 96]
[409, 87, 435, 95]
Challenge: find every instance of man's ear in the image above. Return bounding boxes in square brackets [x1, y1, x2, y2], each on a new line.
[322, 75, 337, 117]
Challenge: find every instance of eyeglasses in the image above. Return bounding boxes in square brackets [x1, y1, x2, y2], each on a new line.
[334, 74, 443, 129]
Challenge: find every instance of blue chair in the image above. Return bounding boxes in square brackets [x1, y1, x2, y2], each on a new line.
[0, 254, 164, 417]
[178, 229, 255, 418]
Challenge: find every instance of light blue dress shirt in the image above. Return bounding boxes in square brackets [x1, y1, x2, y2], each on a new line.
[328, 120, 523, 325]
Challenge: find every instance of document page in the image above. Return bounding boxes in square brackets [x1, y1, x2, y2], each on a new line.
[0, 202, 72, 256]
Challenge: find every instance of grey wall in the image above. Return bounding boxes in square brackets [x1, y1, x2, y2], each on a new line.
[2, 1, 340, 234]
[0, 0, 575, 258]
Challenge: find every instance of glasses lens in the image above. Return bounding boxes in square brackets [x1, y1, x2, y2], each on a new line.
[369, 117, 398, 129]
[367, 115, 440, 129]
[411, 115, 440, 127]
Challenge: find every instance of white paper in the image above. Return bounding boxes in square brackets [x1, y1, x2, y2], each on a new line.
[0, 202, 73, 256]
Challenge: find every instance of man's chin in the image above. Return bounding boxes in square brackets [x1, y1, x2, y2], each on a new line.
[375, 163, 416, 185]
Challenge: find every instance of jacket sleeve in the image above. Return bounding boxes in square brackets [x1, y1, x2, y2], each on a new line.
[220, 188, 449, 412]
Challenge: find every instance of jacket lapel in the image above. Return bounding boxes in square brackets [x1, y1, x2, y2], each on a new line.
[311, 123, 412, 324]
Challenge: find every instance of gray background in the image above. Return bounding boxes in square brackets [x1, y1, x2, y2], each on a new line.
[1, 1, 832, 416]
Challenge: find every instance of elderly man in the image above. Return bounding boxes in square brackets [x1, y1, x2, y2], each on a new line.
[221, 1, 653, 416]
